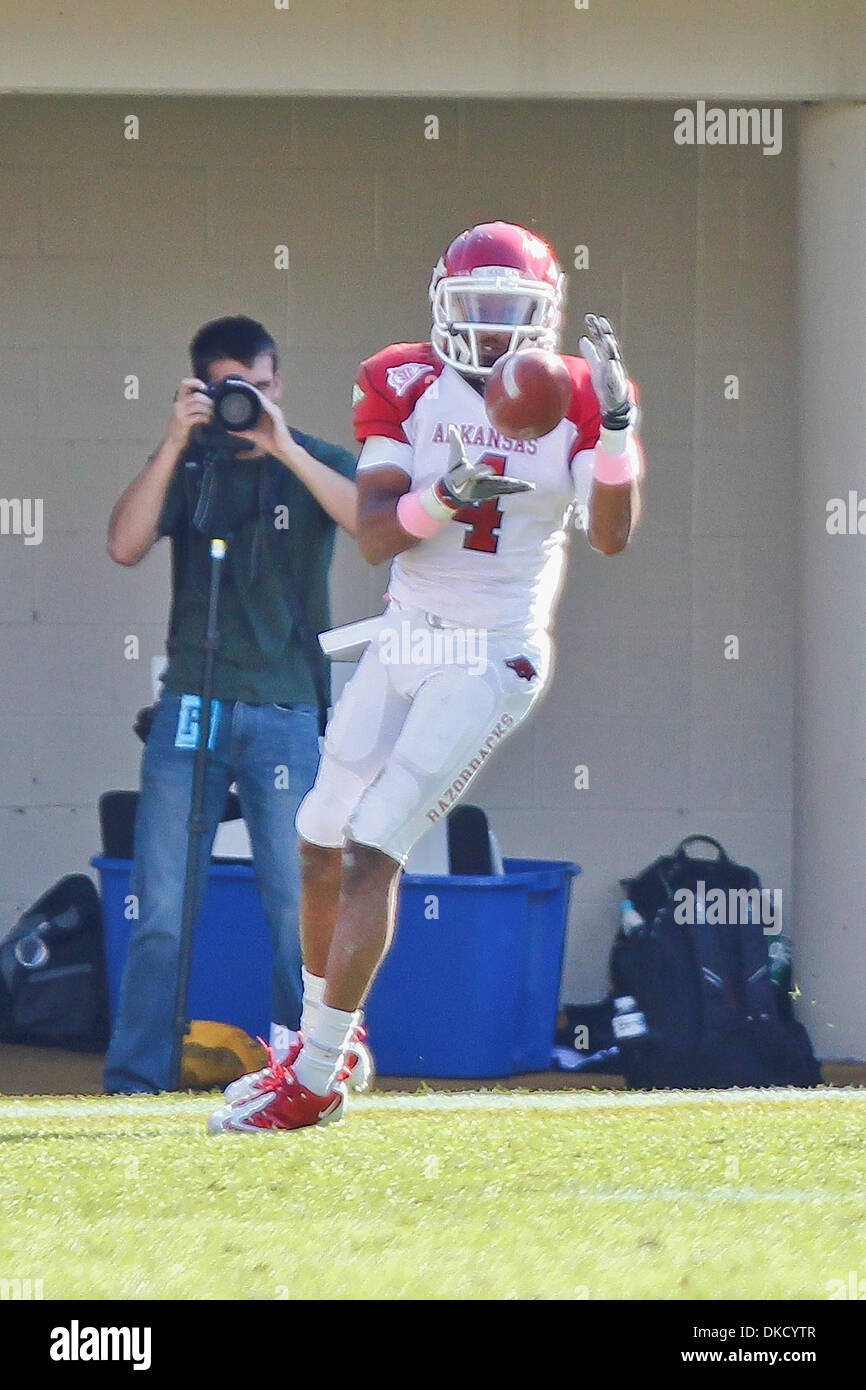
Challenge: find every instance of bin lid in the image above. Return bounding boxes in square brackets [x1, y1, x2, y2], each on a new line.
[401, 857, 580, 887]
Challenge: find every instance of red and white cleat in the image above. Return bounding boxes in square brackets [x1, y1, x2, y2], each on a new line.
[207, 1063, 346, 1135]
[339, 1027, 375, 1095]
[223, 1032, 302, 1104]
[223, 1026, 374, 1104]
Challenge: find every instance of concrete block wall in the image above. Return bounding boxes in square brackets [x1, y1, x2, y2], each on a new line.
[0, 97, 798, 1017]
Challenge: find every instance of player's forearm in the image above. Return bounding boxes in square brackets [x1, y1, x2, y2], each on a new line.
[358, 497, 423, 566]
[107, 438, 181, 566]
[585, 427, 643, 555]
[274, 436, 358, 535]
[356, 463, 426, 566]
[587, 476, 641, 554]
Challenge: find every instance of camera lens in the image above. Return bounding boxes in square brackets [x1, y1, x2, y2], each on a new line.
[211, 378, 261, 433]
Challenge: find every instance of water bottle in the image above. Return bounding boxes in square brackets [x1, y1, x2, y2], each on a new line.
[10, 904, 78, 971]
[611, 994, 648, 1042]
[14, 923, 50, 969]
[620, 899, 644, 934]
[768, 936, 792, 987]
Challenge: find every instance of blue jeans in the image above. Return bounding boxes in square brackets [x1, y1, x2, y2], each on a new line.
[103, 694, 320, 1094]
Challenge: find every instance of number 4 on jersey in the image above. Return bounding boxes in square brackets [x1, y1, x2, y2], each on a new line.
[453, 452, 507, 554]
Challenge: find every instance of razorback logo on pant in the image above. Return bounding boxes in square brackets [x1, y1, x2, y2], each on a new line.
[505, 655, 538, 682]
[424, 713, 515, 824]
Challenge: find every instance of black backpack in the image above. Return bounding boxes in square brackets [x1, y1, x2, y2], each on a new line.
[0, 875, 110, 1051]
[610, 836, 821, 1089]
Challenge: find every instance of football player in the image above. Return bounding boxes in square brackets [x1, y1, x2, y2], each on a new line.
[209, 221, 644, 1134]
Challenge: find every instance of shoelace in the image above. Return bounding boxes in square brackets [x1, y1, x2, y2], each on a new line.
[251, 1039, 293, 1094]
[259, 1057, 297, 1095]
[336, 1026, 367, 1084]
[254, 1026, 367, 1092]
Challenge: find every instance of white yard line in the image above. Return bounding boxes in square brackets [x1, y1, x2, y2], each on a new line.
[0, 1085, 864, 1121]
[536, 1187, 866, 1204]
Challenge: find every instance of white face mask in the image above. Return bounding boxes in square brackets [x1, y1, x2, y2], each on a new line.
[430, 267, 564, 377]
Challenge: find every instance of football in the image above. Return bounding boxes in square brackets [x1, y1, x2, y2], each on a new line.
[484, 348, 572, 440]
[181, 1019, 267, 1090]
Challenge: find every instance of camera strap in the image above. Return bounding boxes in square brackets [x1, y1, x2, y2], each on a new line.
[184, 434, 251, 539]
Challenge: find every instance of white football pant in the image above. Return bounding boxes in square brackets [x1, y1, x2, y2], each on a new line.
[296, 602, 549, 864]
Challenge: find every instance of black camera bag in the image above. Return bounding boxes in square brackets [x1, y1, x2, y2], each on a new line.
[611, 836, 821, 1089]
[0, 875, 110, 1051]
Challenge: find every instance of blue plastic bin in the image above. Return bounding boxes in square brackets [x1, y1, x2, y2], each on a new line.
[93, 854, 579, 1079]
[365, 858, 579, 1077]
[92, 857, 274, 1042]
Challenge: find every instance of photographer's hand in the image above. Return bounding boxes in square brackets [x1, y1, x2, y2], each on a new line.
[107, 379, 211, 566]
[232, 390, 292, 458]
[227, 387, 357, 534]
[166, 377, 213, 449]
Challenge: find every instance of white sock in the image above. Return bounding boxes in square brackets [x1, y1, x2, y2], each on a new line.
[294, 1001, 359, 1096]
[268, 1022, 298, 1064]
[300, 967, 326, 1037]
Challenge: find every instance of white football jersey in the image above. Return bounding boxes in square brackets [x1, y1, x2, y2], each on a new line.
[353, 342, 608, 637]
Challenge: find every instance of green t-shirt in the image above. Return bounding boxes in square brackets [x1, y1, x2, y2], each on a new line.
[157, 428, 356, 707]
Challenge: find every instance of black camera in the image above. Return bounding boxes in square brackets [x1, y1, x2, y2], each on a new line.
[206, 377, 262, 434]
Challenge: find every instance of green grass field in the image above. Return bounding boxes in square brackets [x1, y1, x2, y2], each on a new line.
[1, 1088, 864, 1300]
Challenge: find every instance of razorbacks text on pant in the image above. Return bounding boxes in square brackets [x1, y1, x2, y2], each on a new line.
[424, 713, 515, 824]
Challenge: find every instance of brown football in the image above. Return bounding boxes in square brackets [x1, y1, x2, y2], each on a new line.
[484, 349, 572, 440]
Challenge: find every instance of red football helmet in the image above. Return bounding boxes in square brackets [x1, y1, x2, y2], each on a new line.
[429, 221, 566, 377]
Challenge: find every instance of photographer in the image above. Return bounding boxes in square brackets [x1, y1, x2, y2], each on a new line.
[104, 316, 357, 1094]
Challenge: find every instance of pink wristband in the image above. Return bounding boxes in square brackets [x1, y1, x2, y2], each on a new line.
[397, 489, 450, 539]
[593, 437, 641, 486]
